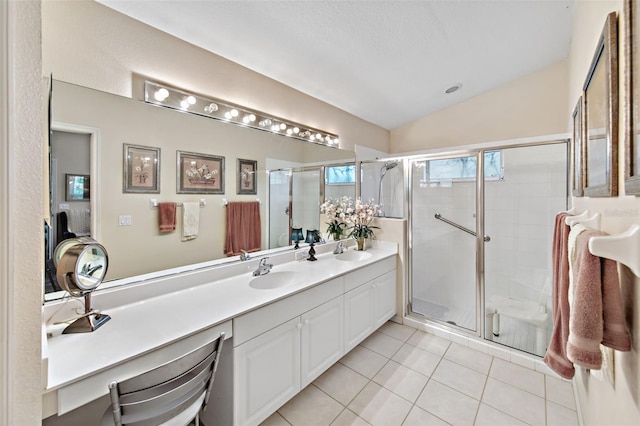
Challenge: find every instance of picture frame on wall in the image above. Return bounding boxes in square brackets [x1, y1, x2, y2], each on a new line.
[582, 11, 618, 197]
[177, 150, 225, 194]
[65, 174, 90, 201]
[572, 97, 585, 197]
[123, 144, 160, 194]
[625, 0, 640, 194]
[237, 158, 257, 195]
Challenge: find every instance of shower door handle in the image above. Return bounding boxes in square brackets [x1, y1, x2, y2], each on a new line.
[434, 213, 491, 242]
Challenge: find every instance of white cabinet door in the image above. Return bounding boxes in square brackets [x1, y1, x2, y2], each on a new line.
[301, 297, 344, 387]
[373, 270, 397, 328]
[344, 282, 375, 352]
[234, 317, 301, 426]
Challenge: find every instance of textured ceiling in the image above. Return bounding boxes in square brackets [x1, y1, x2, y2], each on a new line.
[98, 0, 575, 130]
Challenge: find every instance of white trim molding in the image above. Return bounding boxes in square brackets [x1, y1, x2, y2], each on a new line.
[0, 0, 10, 420]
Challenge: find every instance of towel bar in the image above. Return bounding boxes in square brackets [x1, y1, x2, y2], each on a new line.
[222, 198, 261, 206]
[565, 211, 601, 230]
[589, 224, 640, 277]
[149, 199, 206, 208]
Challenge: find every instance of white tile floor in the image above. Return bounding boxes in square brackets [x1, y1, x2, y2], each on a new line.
[260, 321, 579, 426]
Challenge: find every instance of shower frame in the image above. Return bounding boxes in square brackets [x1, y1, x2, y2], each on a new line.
[406, 138, 569, 345]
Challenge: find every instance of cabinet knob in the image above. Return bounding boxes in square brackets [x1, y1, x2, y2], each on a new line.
[296, 322, 302, 330]
[304, 319, 310, 326]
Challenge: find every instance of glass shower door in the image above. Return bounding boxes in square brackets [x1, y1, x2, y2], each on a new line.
[410, 154, 478, 332]
[483, 143, 567, 355]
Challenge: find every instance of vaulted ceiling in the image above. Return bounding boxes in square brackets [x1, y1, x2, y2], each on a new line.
[98, 0, 575, 130]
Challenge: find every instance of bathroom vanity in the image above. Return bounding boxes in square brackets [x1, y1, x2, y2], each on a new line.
[41, 241, 398, 425]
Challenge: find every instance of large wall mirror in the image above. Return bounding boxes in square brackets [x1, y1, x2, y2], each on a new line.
[625, 0, 640, 194]
[583, 11, 618, 197]
[45, 79, 355, 299]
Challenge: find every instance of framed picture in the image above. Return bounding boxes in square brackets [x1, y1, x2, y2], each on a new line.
[625, 0, 640, 194]
[177, 150, 225, 194]
[571, 97, 584, 197]
[583, 12, 618, 197]
[237, 158, 257, 194]
[123, 144, 160, 193]
[65, 174, 90, 201]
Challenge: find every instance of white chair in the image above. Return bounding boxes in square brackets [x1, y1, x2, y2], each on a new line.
[102, 333, 225, 426]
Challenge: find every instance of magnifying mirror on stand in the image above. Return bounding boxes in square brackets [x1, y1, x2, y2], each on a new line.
[54, 237, 110, 333]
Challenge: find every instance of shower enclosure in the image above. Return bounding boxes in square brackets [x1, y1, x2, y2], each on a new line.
[361, 160, 405, 218]
[409, 140, 567, 356]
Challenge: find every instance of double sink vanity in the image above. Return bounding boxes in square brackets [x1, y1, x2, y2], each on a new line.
[41, 240, 398, 425]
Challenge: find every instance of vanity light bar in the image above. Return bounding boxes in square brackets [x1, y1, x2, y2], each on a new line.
[144, 81, 340, 148]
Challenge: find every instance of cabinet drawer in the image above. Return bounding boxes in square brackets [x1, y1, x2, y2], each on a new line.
[233, 276, 343, 346]
[343, 255, 395, 292]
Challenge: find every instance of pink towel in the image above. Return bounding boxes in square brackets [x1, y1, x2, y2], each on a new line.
[544, 213, 575, 379]
[158, 202, 177, 232]
[224, 201, 261, 256]
[566, 229, 631, 368]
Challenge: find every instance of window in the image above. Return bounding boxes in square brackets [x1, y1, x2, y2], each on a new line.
[426, 151, 503, 182]
[326, 165, 356, 185]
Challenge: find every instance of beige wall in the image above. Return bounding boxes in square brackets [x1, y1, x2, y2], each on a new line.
[569, 1, 640, 425]
[390, 58, 569, 152]
[1, 0, 44, 424]
[42, 0, 389, 154]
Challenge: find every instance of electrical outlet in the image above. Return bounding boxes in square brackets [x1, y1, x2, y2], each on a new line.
[294, 250, 308, 261]
[118, 215, 132, 226]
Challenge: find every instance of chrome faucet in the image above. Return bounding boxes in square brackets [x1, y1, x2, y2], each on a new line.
[240, 250, 251, 261]
[333, 241, 345, 254]
[253, 257, 273, 276]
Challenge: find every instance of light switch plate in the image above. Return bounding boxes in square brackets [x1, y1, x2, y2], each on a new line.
[118, 215, 132, 226]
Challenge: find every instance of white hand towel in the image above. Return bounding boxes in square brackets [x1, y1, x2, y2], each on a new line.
[182, 202, 200, 241]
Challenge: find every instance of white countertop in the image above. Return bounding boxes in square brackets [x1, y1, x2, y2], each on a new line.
[43, 241, 397, 394]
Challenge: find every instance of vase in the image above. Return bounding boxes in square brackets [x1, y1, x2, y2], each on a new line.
[357, 236, 366, 251]
[332, 232, 341, 241]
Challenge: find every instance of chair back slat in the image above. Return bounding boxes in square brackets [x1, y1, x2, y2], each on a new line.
[107, 332, 225, 426]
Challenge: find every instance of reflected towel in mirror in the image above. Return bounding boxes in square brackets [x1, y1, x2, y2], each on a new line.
[182, 202, 200, 241]
[225, 201, 261, 256]
[158, 202, 177, 232]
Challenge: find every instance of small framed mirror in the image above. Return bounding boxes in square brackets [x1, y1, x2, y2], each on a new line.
[65, 173, 91, 201]
[583, 12, 618, 197]
[625, 0, 640, 194]
[572, 96, 585, 197]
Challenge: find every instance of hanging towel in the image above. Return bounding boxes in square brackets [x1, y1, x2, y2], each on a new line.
[182, 202, 200, 241]
[544, 212, 575, 379]
[566, 228, 631, 369]
[158, 202, 177, 232]
[224, 201, 261, 256]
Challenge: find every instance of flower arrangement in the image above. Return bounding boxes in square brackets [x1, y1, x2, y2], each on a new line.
[320, 196, 380, 248]
[344, 197, 380, 241]
[320, 196, 350, 239]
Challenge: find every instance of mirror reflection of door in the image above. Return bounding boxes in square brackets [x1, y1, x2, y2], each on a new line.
[268, 170, 292, 249]
[292, 169, 321, 239]
[46, 130, 91, 292]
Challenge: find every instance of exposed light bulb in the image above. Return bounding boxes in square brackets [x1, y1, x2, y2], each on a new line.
[230, 109, 239, 117]
[154, 88, 169, 101]
[249, 114, 256, 122]
[242, 116, 250, 124]
[316, 133, 322, 140]
[293, 127, 300, 134]
[180, 99, 189, 109]
[204, 103, 218, 113]
[280, 123, 286, 130]
[224, 111, 232, 119]
[187, 95, 196, 105]
[286, 129, 293, 135]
